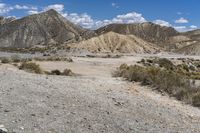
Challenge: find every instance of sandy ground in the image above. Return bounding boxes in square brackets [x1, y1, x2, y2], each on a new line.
[1, 55, 200, 133]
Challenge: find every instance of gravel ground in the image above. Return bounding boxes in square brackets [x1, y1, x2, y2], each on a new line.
[1, 56, 200, 133]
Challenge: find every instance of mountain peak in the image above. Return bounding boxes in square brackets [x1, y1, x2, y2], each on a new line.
[0, 8, 88, 48]
[45, 9, 59, 15]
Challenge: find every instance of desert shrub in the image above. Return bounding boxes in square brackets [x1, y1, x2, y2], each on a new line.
[11, 55, 21, 63]
[34, 56, 73, 62]
[19, 62, 43, 74]
[49, 69, 73, 76]
[51, 70, 62, 75]
[1, 57, 11, 63]
[141, 59, 145, 63]
[192, 94, 200, 107]
[115, 64, 200, 107]
[63, 68, 73, 76]
[157, 58, 174, 70]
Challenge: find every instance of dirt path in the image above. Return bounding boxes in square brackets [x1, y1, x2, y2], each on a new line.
[1, 56, 200, 133]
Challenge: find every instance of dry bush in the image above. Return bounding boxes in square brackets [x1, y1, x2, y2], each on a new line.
[63, 69, 73, 76]
[157, 58, 174, 70]
[1, 57, 11, 64]
[11, 55, 21, 63]
[51, 70, 62, 75]
[115, 64, 200, 107]
[49, 68, 74, 76]
[34, 56, 73, 62]
[19, 62, 43, 74]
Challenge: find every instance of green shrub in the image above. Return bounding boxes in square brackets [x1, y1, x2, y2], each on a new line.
[19, 62, 43, 74]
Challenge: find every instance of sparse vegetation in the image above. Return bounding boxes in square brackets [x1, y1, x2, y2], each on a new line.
[63, 68, 73, 76]
[115, 63, 200, 107]
[11, 55, 21, 63]
[51, 70, 62, 75]
[1, 57, 11, 63]
[139, 58, 200, 80]
[19, 62, 43, 74]
[34, 56, 73, 62]
[49, 68, 74, 76]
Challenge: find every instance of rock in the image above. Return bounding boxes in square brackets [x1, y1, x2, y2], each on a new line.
[0, 125, 8, 133]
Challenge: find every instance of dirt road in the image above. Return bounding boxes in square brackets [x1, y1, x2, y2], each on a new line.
[1, 56, 200, 133]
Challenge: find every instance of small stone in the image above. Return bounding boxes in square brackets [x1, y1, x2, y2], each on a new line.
[31, 114, 36, 117]
[0, 125, 8, 133]
[20, 127, 24, 130]
[3, 110, 9, 113]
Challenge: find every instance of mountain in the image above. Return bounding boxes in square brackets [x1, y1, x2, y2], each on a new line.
[0, 9, 199, 55]
[0, 9, 92, 48]
[71, 32, 160, 53]
[95, 22, 179, 48]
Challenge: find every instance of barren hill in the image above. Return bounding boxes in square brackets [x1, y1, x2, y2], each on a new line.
[71, 32, 160, 53]
[95, 22, 179, 48]
[0, 9, 91, 48]
[176, 42, 200, 55]
[174, 30, 200, 55]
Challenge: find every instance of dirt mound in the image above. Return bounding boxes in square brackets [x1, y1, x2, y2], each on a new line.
[71, 32, 160, 53]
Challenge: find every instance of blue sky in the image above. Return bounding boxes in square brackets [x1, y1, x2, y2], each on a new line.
[0, 0, 199, 32]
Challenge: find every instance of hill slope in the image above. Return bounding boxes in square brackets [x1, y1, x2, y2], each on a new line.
[0, 9, 90, 48]
[176, 42, 200, 55]
[95, 22, 179, 48]
[71, 32, 160, 53]
[175, 30, 200, 55]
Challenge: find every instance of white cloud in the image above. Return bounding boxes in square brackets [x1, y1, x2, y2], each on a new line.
[175, 17, 188, 23]
[62, 11, 146, 29]
[174, 26, 187, 32]
[190, 25, 197, 29]
[111, 3, 119, 8]
[153, 20, 171, 27]
[14, 5, 37, 10]
[177, 12, 182, 15]
[27, 10, 39, 15]
[112, 12, 146, 23]
[44, 4, 64, 12]
[65, 13, 95, 29]
[0, 3, 13, 14]
[173, 25, 198, 32]
[15, 5, 29, 10]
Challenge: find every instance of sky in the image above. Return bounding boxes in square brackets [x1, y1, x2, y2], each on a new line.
[0, 0, 199, 32]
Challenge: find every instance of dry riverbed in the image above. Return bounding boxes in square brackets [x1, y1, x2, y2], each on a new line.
[1, 55, 200, 133]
